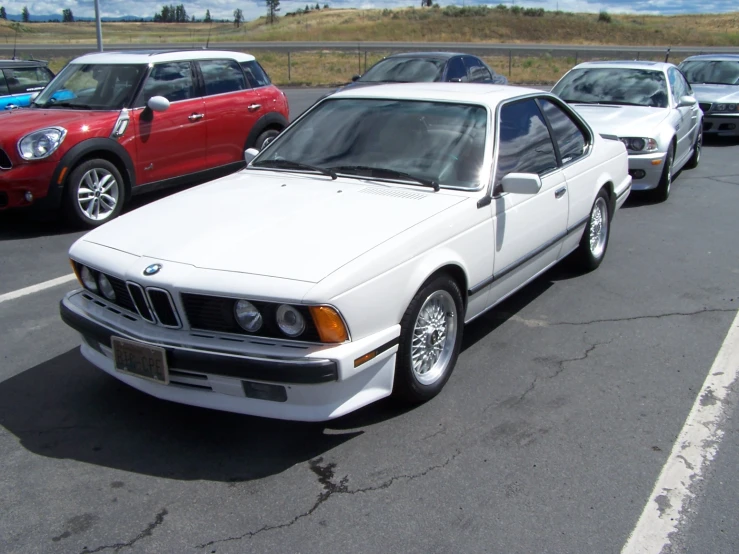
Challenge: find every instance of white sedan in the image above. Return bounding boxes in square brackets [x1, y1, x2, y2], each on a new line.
[552, 61, 702, 202]
[60, 83, 631, 422]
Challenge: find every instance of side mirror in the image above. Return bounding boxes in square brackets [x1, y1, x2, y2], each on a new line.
[244, 148, 259, 164]
[500, 173, 542, 195]
[147, 96, 170, 112]
[351, 75, 361, 82]
[678, 95, 697, 108]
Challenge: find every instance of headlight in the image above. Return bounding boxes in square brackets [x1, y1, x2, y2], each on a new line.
[619, 137, 658, 152]
[276, 304, 306, 337]
[80, 266, 98, 293]
[97, 273, 116, 301]
[18, 127, 67, 160]
[713, 103, 738, 112]
[234, 299, 263, 332]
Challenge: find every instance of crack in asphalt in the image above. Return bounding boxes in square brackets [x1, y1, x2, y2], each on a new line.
[549, 307, 735, 327]
[703, 175, 739, 185]
[196, 452, 460, 549]
[79, 509, 168, 554]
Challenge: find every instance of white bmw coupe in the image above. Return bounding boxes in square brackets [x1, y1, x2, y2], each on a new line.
[61, 83, 631, 421]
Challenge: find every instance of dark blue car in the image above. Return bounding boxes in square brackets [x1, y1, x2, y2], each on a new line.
[0, 59, 55, 110]
[341, 51, 508, 91]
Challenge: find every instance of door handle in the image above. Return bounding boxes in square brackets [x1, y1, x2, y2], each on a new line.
[247, 104, 262, 112]
[188, 113, 205, 121]
[555, 187, 567, 199]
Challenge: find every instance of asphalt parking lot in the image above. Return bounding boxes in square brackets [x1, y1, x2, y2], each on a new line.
[1, 88, 739, 554]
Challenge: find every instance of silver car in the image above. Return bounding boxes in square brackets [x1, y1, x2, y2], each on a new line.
[552, 61, 702, 201]
[678, 54, 739, 137]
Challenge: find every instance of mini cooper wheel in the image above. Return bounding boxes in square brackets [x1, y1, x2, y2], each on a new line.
[653, 144, 674, 202]
[572, 188, 611, 272]
[685, 129, 702, 169]
[255, 129, 280, 150]
[394, 275, 464, 404]
[64, 159, 125, 229]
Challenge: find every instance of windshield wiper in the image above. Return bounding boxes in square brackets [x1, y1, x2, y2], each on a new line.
[329, 165, 440, 191]
[252, 159, 337, 179]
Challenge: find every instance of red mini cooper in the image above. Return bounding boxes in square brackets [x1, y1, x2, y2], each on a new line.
[0, 50, 289, 228]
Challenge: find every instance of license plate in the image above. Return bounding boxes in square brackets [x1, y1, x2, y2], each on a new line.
[112, 337, 169, 384]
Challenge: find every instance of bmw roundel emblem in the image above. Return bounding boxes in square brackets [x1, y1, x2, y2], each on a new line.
[143, 263, 162, 276]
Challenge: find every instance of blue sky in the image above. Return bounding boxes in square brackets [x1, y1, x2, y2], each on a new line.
[0, 0, 736, 23]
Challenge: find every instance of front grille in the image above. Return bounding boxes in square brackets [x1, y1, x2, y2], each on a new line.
[127, 283, 155, 323]
[147, 288, 180, 327]
[0, 149, 11, 170]
[181, 293, 320, 342]
[107, 276, 136, 312]
[699, 102, 712, 112]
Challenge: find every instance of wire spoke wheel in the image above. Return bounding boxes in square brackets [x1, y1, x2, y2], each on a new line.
[588, 196, 609, 259]
[410, 290, 458, 386]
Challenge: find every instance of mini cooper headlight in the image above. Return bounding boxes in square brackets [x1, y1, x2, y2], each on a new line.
[80, 266, 98, 293]
[18, 127, 67, 160]
[276, 304, 306, 337]
[97, 273, 116, 301]
[234, 299, 263, 333]
[619, 137, 658, 152]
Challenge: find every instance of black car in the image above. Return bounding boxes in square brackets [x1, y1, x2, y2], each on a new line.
[341, 51, 508, 90]
[0, 59, 55, 110]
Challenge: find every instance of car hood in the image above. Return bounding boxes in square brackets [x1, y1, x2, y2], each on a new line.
[0, 108, 118, 139]
[81, 171, 467, 284]
[568, 104, 670, 137]
[690, 84, 739, 103]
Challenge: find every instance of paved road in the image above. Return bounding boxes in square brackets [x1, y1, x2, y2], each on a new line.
[1, 90, 739, 553]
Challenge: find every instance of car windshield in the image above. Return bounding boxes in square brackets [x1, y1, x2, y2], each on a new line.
[359, 57, 445, 83]
[552, 68, 670, 108]
[679, 60, 739, 85]
[32, 63, 147, 110]
[252, 98, 488, 190]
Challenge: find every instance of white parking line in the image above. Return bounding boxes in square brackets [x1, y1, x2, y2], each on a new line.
[0, 274, 77, 305]
[621, 308, 739, 554]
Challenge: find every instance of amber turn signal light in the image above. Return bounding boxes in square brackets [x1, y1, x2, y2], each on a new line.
[309, 306, 349, 343]
[70, 259, 82, 286]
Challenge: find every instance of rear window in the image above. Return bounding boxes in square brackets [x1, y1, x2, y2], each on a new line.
[240, 61, 271, 87]
[199, 59, 247, 96]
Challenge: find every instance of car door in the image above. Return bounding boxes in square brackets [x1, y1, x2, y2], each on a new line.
[487, 98, 569, 304]
[197, 58, 259, 169]
[131, 61, 207, 185]
[668, 67, 695, 165]
[463, 56, 493, 83]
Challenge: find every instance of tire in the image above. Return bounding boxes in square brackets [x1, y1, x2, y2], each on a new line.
[685, 128, 702, 170]
[394, 275, 464, 404]
[652, 144, 674, 202]
[254, 128, 280, 150]
[63, 159, 125, 229]
[571, 188, 612, 272]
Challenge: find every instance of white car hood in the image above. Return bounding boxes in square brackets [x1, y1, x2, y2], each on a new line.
[569, 104, 670, 137]
[690, 84, 739, 104]
[82, 171, 466, 283]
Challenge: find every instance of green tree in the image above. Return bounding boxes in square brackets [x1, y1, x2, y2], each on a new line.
[0, 6, 7, 19]
[266, 0, 280, 24]
[204, 9, 211, 22]
[62, 8, 74, 22]
[233, 8, 243, 27]
[21, 5, 29, 22]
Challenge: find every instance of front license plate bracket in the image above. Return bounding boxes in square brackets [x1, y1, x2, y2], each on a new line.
[112, 336, 169, 384]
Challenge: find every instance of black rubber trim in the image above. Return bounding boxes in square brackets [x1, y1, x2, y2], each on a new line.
[376, 337, 400, 356]
[130, 161, 243, 196]
[616, 186, 630, 200]
[468, 216, 589, 296]
[244, 112, 289, 150]
[60, 300, 339, 384]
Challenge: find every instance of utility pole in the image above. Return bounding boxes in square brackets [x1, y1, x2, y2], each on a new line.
[94, 0, 103, 52]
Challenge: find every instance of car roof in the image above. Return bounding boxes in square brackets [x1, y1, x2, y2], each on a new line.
[0, 59, 49, 69]
[681, 54, 739, 62]
[69, 49, 256, 65]
[386, 52, 467, 60]
[329, 82, 546, 108]
[571, 60, 675, 71]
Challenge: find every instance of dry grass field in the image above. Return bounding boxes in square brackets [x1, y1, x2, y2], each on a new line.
[1, 6, 737, 85]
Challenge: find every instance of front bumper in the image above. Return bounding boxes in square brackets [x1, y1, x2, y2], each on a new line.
[627, 151, 667, 191]
[61, 290, 400, 422]
[0, 158, 59, 210]
[703, 114, 739, 136]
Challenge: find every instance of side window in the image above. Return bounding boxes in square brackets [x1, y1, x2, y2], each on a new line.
[138, 62, 195, 106]
[538, 98, 588, 165]
[199, 59, 247, 96]
[677, 70, 692, 97]
[446, 57, 468, 82]
[464, 56, 492, 82]
[667, 68, 683, 104]
[496, 99, 558, 190]
[240, 60, 271, 88]
[0, 71, 9, 95]
[4, 67, 51, 93]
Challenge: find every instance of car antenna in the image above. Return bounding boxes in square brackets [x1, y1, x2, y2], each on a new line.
[664, 47, 671, 63]
[12, 24, 18, 60]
